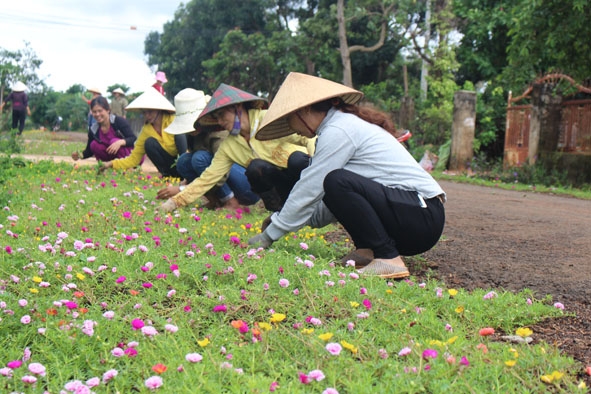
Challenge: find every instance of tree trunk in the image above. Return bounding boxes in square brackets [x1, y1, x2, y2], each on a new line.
[420, 0, 431, 102]
[337, 0, 353, 87]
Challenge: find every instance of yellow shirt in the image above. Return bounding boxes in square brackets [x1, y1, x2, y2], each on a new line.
[172, 109, 315, 208]
[112, 113, 176, 170]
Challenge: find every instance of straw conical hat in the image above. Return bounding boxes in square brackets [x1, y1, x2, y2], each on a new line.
[255, 72, 363, 141]
[12, 81, 27, 92]
[126, 88, 175, 113]
[164, 89, 210, 135]
[112, 88, 125, 95]
[196, 84, 268, 126]
[87, 87, 102, 95]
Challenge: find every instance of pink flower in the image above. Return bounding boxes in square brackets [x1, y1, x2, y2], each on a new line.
[131, 319, 145, 330]
[102, 369, 118, 383]
[21, 375, 37, 384]
[111, 347, 124, 357]
[142, 282, 153, 288]
[422, 349, 438, 360]
[165, 324, 178, 333]
[299, 242, 308, 250]
[7, 360, 23, 369]
[141, 326, 159, 337]
[28, 363, 46, 376]
[185, 353, 203, 363]
[123, 212, 132, 219]
[325, 343, 342, 355]
[460, 356, 470, 366]
[124, 348, 138, 357]
[398, 347, 412, 357]
[269, 381, 279, 391]
[554, 302, 565, 310]
[483, 291, 498, 300]
[145, 376, 163, 390]
[21, 315, 31, 324]
[362, 299, 372, 310]
[0, 368, 12, 377]
[223, 253, 231, 262]
[298, 373, 311, 384]
[308, 369, 325, 381]
[86, 377, 100, 387]
[213, 304, 227, 313]
[322, 389, 339, 394]
[279, 278, 290, 288]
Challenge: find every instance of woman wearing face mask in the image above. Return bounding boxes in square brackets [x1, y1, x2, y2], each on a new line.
[98, 89, 187, 178]
[156, 83, 315, 214]
[72, 96, 136, 162]
[248, 72, 446, 279]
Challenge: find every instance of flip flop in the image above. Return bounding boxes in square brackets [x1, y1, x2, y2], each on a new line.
[357, 260, 410, 279]
[340, 250, 372, 268]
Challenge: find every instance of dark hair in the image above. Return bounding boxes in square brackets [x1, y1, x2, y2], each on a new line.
[90, 96, 110, 112]
[310, 98, 397, 136]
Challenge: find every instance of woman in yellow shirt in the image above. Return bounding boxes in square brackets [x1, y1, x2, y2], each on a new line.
[157, 84, 315, 213]
[99, 89, 187, 178]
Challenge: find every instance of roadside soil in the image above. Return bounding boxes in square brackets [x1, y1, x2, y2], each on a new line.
[18, 131, 591, 382]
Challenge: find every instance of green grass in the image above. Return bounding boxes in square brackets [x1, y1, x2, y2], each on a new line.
[0, 158, 587, 393]
[19, 129, 86, 156]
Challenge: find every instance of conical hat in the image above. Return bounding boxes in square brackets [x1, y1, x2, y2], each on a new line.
[87, 87, 102, 95]
[196, 84, 268, 126]
[12, 81, 27, 92]
[112, 88, 125, 95]
[126, 88, 175, 113]
[165, 89, 210, 135]
[255, 72, 364, 141]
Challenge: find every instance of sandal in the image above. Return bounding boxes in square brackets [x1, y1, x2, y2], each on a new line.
[357, 259, 410, 279]
[340, 250, 373, 268]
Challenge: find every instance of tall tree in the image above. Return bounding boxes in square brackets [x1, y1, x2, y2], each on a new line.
[144, 0, 271, 96]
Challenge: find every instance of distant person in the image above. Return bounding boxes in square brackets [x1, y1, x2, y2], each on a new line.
[152, 71, 167, 96]
[71, 96, 136, 162]
[81, 87, 102, 129]
[98, 88, 187, 178]
[110, 88, 128, 118]
[0, 81, 31, 135]
[157, 88, 260, 210]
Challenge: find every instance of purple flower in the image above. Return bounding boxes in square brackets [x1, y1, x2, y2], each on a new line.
[398, 347, 412, 357]
[185, 353, 203, 363]
[422, 349, 438, 360]
[325, 343, 342, 355]
[213, 304, 227, 313]
[131, 319, 145, 330]
[145, 376, 163, 390]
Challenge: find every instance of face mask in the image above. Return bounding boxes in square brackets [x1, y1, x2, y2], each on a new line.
[230, 108, 242, 135]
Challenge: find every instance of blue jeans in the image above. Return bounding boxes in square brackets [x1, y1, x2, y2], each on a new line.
[176, 150, 260, 205]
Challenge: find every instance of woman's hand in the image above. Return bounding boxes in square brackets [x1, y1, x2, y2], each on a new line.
[106, 139, 125, 155]
[156, 186, 181, 200]
[98, 161, 113, 174]
[156, 198, 177, 214]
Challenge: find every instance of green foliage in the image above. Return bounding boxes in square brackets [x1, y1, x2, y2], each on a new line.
[0, 131, 24, 155]
[0, 160, 585, 392]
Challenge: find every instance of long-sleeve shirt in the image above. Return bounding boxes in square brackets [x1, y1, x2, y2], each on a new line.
[112, 113, 176, 170]
[264, 108, 446, 241]
[172, 109, 316, 208]
[82, 114, 136, 159]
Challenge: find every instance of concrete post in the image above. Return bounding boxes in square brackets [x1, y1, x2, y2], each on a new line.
[529, 83, 562, 164]
[449, 90, 477, 171]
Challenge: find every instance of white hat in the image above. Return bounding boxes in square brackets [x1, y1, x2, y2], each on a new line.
[255, 72, 364, 141]
[165, 89, 210, 135]
[87, 87, 102, 95]
[12, 81, 27, 92]
[112, 88, 125, 95]
[126, 88, 175, 113]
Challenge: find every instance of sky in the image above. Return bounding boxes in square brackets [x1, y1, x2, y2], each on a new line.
[0, 0, 185, 95]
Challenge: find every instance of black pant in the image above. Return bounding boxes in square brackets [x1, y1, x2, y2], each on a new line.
[12, 109, 26, 133]
[245, 151, 310, 206]
[144, 137, 180, 178]
[323, 169, 445, 259]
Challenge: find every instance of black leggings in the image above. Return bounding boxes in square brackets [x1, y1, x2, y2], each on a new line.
[323, 169, 445, 259]
[12, 109, 26, 133]
[144, 137, 180, 178]
[245, 151, 310, 203]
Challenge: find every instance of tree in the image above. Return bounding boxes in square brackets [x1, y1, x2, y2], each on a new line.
[336, 0, 395, 87]
[144, 0, 271, 96]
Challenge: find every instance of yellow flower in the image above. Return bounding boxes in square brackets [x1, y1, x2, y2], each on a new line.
[455, 306, 464, 313]
[515, 327, 533, 337]
[76, 273, 85, 280]
[509, 348, 519, 358]
[578, 381, 587, 390]
[350, 301, 359, 308]
[448, 289, 458, 296]
[197, 338, 210, 347]
[32, 276, 43, 283]
[400, 308, 407, 313]
[447, 336, 458, 344]
[29, 288, 39, 294]
[540, 371, 564, 384]
[301, 328, 314, 335]
[340, 340, 358, 354]
[318, 333, 334, 341]
[385, 289, 393, 294]
[258, 322, 272, 331]
[270, 313, 286, 323]
[505, 360, 517, 367]
[429, 340, 444, 347]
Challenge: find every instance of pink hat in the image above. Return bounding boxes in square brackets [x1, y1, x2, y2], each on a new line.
[155, 71, 168, 83]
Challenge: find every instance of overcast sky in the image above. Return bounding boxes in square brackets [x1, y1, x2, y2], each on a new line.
[0, 0, 185, 94]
